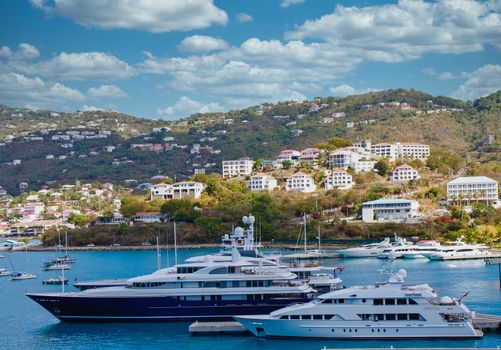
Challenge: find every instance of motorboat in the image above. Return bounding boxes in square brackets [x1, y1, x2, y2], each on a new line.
[0, 239, 27, 251]
[0, 268, 12, 277]
[336, 238, 392, 258]
[27, 250, 316, 322]
[235, 269, 482, 339]
[12, 272, 37, 280]
[402, 240, 441, 259]
[44, 263, 71, 271]
[43, 277, 69, 285]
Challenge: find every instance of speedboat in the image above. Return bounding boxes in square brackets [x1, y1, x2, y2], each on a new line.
[11, 272, 37, 280]
[43, 277, 69, 285]
[44, 263, 71, 271]
[235, 269, 482, 339]
[337, 238, 391, 258]
[27, 250, 316, 322]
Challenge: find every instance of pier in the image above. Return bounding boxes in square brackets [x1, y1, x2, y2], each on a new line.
[189, 321, 248, 335]
[473, 313, 501, 332]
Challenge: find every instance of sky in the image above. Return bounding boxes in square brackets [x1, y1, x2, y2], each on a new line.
[0, 0, 500, 120]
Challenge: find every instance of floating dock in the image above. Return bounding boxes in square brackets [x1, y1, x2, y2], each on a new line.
[473, 313, 501, 332]
[189, 321, 248, 335]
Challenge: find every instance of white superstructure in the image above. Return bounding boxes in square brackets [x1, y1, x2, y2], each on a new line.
[446, 176, 499, 207]
[336, 238, 392, 258]
[235, 269, 481, 339]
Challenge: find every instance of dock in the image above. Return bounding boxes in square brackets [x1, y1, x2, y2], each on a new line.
[189, 321, 248, 335]
[473, 313, 501, 332]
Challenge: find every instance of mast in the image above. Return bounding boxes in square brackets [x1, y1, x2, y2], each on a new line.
[317, 222, 321, 252]
[174, 221, 178, 266]
[303, 212, 307, 253]
[156, 236, 161, 270]
[165, 223, 170, 267]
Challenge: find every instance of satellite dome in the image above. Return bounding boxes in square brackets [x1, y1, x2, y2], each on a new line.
[242, 216, 249, 224]
[248, 215, 255, 224]
[440, 296, 454, 305]
[234, 227, 244, 237]
[398, 269, 407, 279]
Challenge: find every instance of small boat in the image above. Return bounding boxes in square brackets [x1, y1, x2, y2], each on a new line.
[11, 272, 37, 280]
[43, 277, 68, 285]
[44, 263, 71, 271]
[0, 268, 12, 277]
[336, 238, 392, 258]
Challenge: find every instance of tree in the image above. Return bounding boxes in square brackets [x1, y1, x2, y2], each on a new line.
[253, 159, 264, 171]
[374, 159, 389, 176]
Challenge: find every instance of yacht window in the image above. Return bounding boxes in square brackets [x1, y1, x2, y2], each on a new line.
[375, 314, 384, 321]
[384, 299, 395, 305]
[362, 298, 366, 303]
[408, 299, 418, 305]
[302, 315, 312, 320]
[397, 314, 408, 320]
[280, 315, 289, 320]
[338, 298, 344, 304]
[228, 267, 236, 273]
[386, 314, 396, 321]
[409, 313, 421, 321]
[396, 298, 407, 305]
[313, 315, 322, 320]
[324, 315, 334, 320]
[374, 299, 384, 305]
[210, 267, 227, 274]
[291, 315, 300, 320]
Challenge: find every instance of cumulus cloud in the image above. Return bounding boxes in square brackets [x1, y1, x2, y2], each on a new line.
[178, 35, 229, 53]
[15, 52, 135, 81]
[452, 64, 501, 101]
[422, 68, 457, 80]
[280, 0, 306, 8]
[286, 0, 501, 62]
[31, 0, 228, 32]
[81, 105, 105, 111]
[87, 84, 127, 99]
[329, 84, 379, 97]
[0, 43, 40, 60]
[236, 12, 253, 23]
[156, 96, 224, 119]
[0, 73, 85, 109]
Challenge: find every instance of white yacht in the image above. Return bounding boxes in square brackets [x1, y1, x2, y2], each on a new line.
[0, 268, 12, 277]
[11, 272, 37, 280]
[337, 238, 392, 258]
[402, 240, 441, 259]
[235, 269, 482, 339]
[427, 245, 501, 261]
[0, 239, 27, 251]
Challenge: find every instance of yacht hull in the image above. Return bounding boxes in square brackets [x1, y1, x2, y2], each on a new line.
[234, 317, 482, 339]
[27, 294, 309, 322]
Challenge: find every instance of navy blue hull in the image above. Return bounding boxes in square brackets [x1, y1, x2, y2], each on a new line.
[27, 294, 309, 322]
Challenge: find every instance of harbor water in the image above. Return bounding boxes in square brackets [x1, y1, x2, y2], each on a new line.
[1, 249, 500, 350]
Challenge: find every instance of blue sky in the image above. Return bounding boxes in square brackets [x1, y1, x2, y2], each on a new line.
[0, 0, 500, 119]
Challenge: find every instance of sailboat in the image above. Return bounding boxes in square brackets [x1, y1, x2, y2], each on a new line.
[44, 229, 74, 270]
[11, 247, 37, 280]
[284, 213, 338, 260]
[51, 230, 76, 264]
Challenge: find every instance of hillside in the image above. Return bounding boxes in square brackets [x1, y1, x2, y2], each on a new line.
[0, 89, 500, 194]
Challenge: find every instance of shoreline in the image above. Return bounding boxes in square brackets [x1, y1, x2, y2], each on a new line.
[17, 243, 348, 252]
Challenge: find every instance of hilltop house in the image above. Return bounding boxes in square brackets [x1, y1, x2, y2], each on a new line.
[362, 198, 420, 223]
[325, 169, 353, 190]
[285, 172, 316, 193]
[390, 164, 420, 181]
[134, 212, 164, 223]
[222, 158, 254, 178]
[247, 174, 277, 192]
[150, 181, 205, 200]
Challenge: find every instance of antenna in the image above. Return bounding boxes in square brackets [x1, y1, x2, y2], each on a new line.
[174, 221, 178, 266]
[156, 236, 161, 271]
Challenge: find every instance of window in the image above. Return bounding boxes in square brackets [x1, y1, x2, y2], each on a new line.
[396, 298, 407, 305]
[280, 315, 289, 320]
[409, 313, 420, 321]
[386, 314, 396, 321]
[385, 299, 395, 305]
[338, 299, 345, 304]
[290, 315, 300, 320]
[408, 299, 417, 305]
[375, 314, 384, 321]
[324, 315, 334, 320]
[374, 299, 383, 305]
[397, 314, 408, 321]
[313, 315, 322, 320]
[302, 315, 312, 320]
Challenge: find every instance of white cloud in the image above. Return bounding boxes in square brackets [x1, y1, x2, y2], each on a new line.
[280, 0, 305, 8]
[156, 96, 223, 119]
[15, 51, 135, 81]
[452, 64, 501, 101]
[329, 84, 379, 97]
[236, 12, 253, 23]
[0, 73, 85, 109]
[87, 84, 127, 99]
[286, 0, 501, 62]
[0, 43, 40, 60]
[31, 0, 228, 33]
[81, 105, 105, 111]
[178, 35, 229, 53]
[422, 68, 457, 80]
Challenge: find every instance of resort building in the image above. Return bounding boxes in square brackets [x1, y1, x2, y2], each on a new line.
[360, 140, 430, 161]
[134, 212, 164, 223]
[362, 198, 420, 223]
[350, 160, 377, 173]
[222, 158, 254, 178]
[285, 172, 316, 193]
[299, 148, 321, 162]
[247, 173, 277, 192]
[446, 176, 499, 207]
[329, 149, 360, 168]
[390, 164, 420, 181]
[277, 149, 301, 163]
[325, 169, 353, 190]
[150, 182, 205, 200]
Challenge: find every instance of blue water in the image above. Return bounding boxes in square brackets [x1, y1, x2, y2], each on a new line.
[1, 249, 500, 350]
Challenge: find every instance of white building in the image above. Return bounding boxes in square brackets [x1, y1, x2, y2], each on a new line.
[247, 173, 277, 192]
[390, 164, 420, 181]
[285, 172, 316, 193]
[447, 176, 499, 207]
[277, 149, 301, 163]
[222, 158, 254, 178]
[370, 142, 430, 161]
[134, 212, 163, 223]
[325, 169, 353, 190]
[362, 198, 420, 223]
[351, 160, 376, 173]
[329, 149, 360, 168]
[150, 182, 205, 200]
